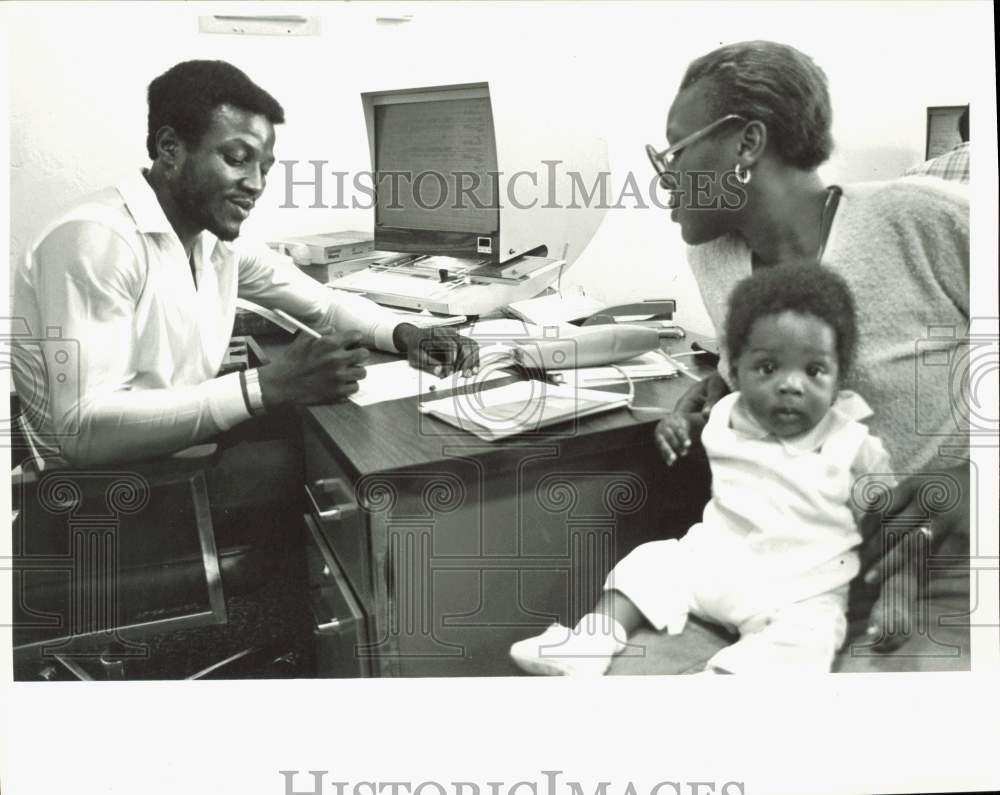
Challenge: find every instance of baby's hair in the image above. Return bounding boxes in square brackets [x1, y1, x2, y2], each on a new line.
[724, 265, 858, 377]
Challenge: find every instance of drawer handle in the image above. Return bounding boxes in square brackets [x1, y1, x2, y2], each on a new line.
[305, 478, 356, 522]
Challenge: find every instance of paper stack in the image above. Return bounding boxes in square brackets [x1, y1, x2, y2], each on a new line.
[548, 350, 679, 387]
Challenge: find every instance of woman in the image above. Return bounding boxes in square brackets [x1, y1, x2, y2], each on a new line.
[646, 41, 970, 661]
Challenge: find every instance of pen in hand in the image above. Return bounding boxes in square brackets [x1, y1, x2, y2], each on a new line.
[273, 308, 322, 340]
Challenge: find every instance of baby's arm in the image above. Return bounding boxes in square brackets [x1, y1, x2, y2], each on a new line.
[656, 373, 730, 466]
[654, 412, 694, 465]
[848, 433, 897, 524]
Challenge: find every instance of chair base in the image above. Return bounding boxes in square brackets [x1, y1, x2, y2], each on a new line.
[14, 532, 315, 681]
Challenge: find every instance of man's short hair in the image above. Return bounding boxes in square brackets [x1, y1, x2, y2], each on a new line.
[679, 40, 833, 170]
[146, 60, 285, 159]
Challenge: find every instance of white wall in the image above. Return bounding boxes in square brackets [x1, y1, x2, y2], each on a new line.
[5, 1, 992, 335]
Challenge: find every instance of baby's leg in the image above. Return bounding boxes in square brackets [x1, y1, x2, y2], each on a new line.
[705, 592, 848, 674]
[509, 590, 640, 676]
[510, 539, 692, 676]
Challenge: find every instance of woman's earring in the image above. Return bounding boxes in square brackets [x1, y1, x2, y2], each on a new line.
[734, 163, 752, 185]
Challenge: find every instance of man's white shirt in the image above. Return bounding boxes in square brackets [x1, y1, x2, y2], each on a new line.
[12, 170, 402, 467]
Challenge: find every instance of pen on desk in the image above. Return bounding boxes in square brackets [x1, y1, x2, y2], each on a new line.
[441, 276, 471, 292]
[273, 308, 323, 340]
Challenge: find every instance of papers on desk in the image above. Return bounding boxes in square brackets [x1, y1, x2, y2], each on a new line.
[419, 380, 630, 441]
[505, 293, 605, 325]
[548, 350, 680, 387]
[379, 306, 468, 328]
[331, 268, 452, 300]
[349, 354, 509, 407]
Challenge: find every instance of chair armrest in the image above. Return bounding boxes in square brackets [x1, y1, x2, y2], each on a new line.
[243, 335, 270, 367]
[127, 443, 222, 483]
[218, 335, 270, 376]
[12, 444, 222, 507]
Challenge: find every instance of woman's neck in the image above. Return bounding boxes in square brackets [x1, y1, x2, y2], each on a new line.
[738, 169, 831, 268]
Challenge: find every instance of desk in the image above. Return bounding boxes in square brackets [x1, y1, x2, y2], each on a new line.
[299, 337, 715, 677]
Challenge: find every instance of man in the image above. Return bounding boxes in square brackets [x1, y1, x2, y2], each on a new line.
[905, 104, 970, 183]
[13, 60, 478, 468]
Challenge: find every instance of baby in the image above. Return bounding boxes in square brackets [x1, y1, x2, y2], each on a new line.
[511, 265, 893, 674]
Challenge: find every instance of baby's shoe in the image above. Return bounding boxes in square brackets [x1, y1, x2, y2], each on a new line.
[509, 618, 626, 676]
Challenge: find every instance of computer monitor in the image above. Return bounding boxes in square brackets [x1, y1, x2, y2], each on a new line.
[361, 81, 608, 269]
[366, 84, 500, 261]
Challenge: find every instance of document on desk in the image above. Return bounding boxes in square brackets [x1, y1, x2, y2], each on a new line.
[349, 355, 510, 407]
[419, 381, 630, 441]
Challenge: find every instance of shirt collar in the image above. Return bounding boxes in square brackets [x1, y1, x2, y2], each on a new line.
[116, 170, 229, 264]
[730, 390, 873, 455]
[115, 169, 177, 235]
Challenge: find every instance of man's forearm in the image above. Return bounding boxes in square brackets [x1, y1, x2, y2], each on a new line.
[237, 248, 403, 352]
[53, 373, 251, 466]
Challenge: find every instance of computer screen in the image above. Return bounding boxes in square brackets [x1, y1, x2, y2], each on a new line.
[374, 97, 499, 234]
[367, 85, 502, 260]
[362, 80, 608, 277]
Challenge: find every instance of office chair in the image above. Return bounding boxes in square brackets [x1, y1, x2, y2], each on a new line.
[9, 391, 312, 681]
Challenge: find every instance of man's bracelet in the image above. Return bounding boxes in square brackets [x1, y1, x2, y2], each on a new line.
[239, 369, 266, 417]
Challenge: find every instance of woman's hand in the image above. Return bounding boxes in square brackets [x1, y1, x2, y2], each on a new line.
[857, 462, 970, 651]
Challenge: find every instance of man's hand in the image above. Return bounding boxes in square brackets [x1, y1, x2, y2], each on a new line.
[258, 330, 369, 408]
[857, 463, 970, 652]
[393, 323, 479, 377]
[674, 371, 730, 418]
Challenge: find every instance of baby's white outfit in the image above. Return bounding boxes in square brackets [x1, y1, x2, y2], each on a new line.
[608, 390, 893, 672]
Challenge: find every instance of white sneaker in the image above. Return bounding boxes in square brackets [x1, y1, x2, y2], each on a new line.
[510, 622, 624, 676]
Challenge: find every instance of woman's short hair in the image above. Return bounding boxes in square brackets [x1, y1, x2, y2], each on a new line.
[724, 265, 858, 378]
[146, 60, 285, 159]
[680, 41, 833, 170]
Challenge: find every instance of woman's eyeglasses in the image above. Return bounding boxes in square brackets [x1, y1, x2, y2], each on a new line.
[645, 114, 746, 180]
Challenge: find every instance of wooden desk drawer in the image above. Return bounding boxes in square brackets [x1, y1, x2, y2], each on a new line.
[302, 433, 372, 610]
[303, 515, 371, 678]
